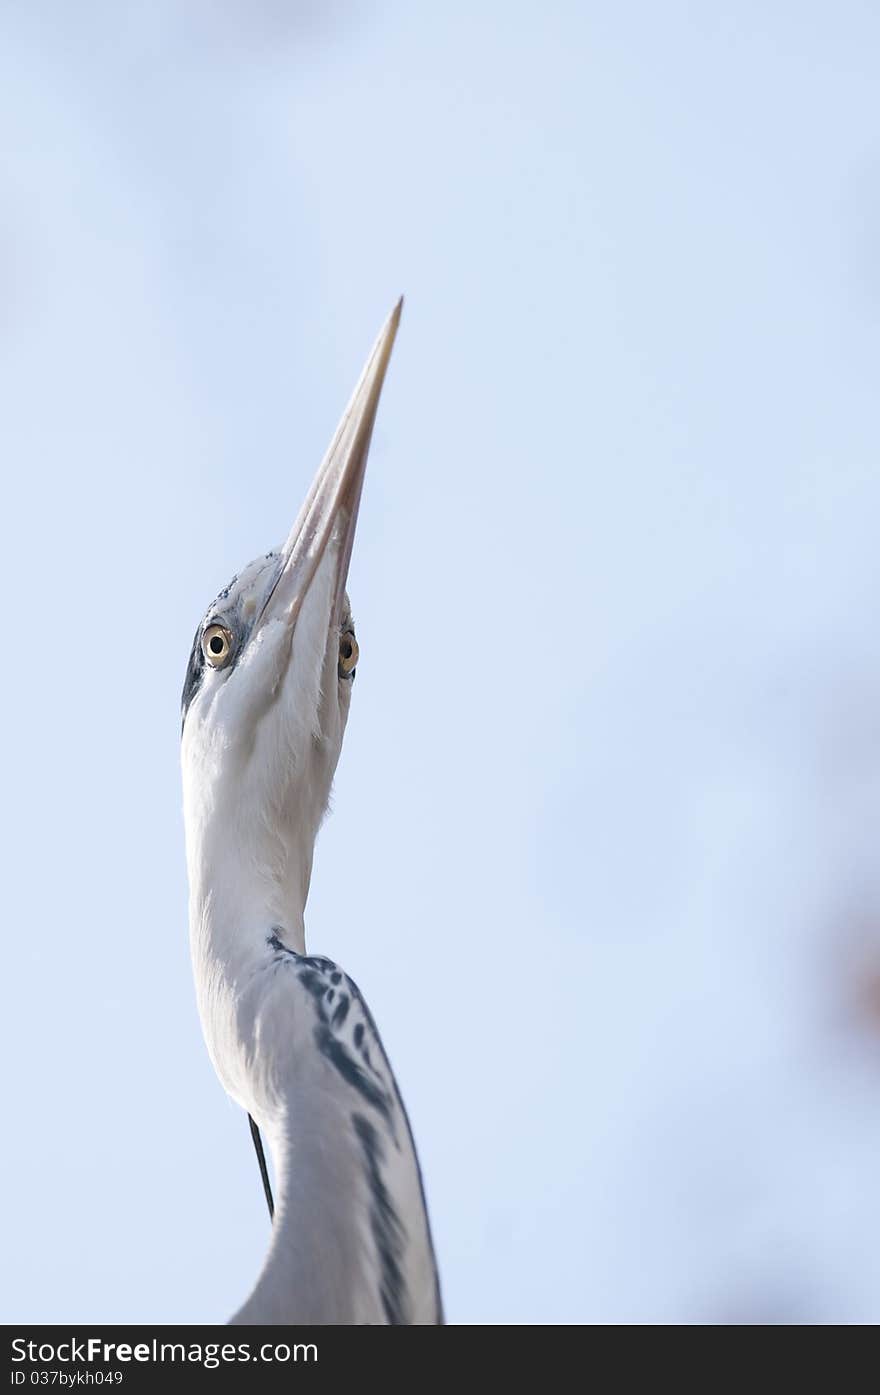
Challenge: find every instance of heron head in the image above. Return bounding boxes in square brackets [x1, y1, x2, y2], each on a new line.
[180, 302, 401, 896]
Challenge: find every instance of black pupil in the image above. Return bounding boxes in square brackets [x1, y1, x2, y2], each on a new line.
[209, 635, 224, 655]
[341, 641, 352, 661]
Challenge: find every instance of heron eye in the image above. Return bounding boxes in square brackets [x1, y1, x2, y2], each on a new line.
[338, 630, 359, 678]
[202, 623, 233, 669]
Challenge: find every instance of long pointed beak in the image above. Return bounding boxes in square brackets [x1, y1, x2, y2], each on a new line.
[256, 297, 402, 636]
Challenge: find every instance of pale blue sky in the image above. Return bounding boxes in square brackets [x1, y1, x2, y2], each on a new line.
[3, 1, 880, 1323]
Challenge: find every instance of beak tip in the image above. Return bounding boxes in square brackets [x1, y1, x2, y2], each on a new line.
[369, 296, 403, 383]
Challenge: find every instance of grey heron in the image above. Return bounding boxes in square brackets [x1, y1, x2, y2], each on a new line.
[180, 301, 443, 1324]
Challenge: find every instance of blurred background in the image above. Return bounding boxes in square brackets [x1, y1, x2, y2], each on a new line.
[2, 1, 880, 1324]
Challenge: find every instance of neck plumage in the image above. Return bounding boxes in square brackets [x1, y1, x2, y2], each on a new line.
[184, 792, 312, 1099]
[189, 885, 394, 1322]
[185, 812, 392, 1324]
[228, 1075, 384, 1324]
[184, 775, 442, 1325]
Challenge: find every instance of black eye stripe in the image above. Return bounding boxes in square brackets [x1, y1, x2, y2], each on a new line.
[181, 623, 206, 730]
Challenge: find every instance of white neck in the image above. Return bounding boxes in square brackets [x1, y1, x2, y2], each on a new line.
[182, 742, 322, 1111]
[185, 815, 390, 1324]
[186, 815, 311, 963]
[181, 726, 439, 1324]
